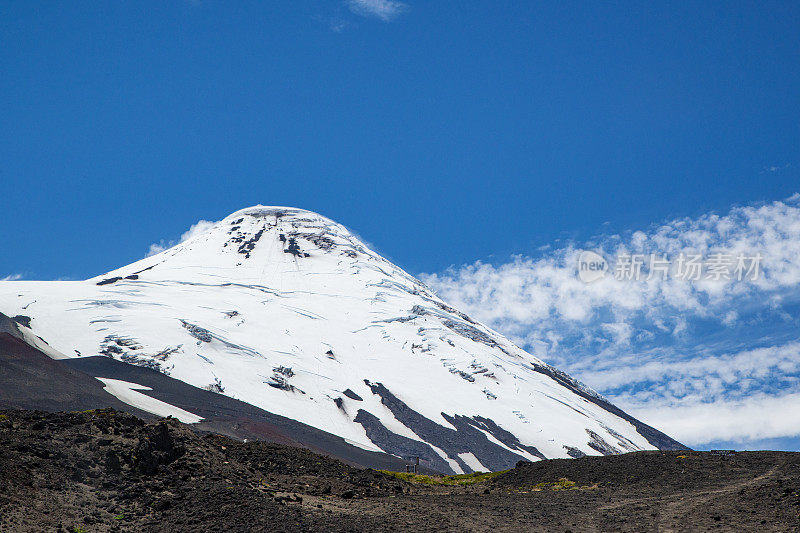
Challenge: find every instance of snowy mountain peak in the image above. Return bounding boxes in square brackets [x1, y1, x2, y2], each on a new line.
[98, 205, 395, 284]
[0, 206, 685, 474]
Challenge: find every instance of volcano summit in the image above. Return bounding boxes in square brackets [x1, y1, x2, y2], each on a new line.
[0, 206, 685, 473]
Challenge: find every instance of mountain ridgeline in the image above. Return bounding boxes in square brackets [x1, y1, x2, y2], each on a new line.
[0, 206, 686, 473]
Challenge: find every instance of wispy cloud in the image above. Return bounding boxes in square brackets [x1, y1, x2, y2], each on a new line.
[1, 274, 23, 281]
[329, 18, 349, 33]
[146, 220, 217, 257]
[761, 163, 791, 174]
[346, 0, 407, 21]
[421, 194, 800, 447]
[618, 390, 800, 444]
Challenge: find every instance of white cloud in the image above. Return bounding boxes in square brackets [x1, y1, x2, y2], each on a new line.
[346, 0, 407, 21]
[1, 274, 22, 281]
[601, 322, 633, 346]
[422, 195, 800, 343]
[146, 243, 169, 257]
[146, 219, 217, 257]
[620, 391, 800, 445]
[580, 341, 800, 393]
[421, 195, 800, 446]
[721, 310, 738, 326]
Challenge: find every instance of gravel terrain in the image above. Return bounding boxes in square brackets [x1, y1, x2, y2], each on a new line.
[1, 409, 798, 532]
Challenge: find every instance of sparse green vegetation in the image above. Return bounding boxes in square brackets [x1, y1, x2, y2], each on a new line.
[0, 414, 8, 422]
[378, 470, 509, 485]
[535, 477, 575, 490]
[77, 408, 115, 417]
[517, 477, 599, 492]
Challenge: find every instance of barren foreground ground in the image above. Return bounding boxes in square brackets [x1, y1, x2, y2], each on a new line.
[1, 410, 798, 532]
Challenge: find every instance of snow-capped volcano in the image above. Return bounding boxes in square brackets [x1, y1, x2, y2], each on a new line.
[0, 206, 684, 473]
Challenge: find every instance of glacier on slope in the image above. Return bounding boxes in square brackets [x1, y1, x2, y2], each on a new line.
[0, 206, 684, 473]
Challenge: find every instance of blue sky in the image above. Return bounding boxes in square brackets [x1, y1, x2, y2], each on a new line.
[424, 196, 800, 451]
[1, 1, 799, 449]
[1, 1, 798, 279]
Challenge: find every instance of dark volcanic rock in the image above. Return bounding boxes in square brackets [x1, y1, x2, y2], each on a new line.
[358, 380, 538, 472]
[1, 410, 798, 533]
